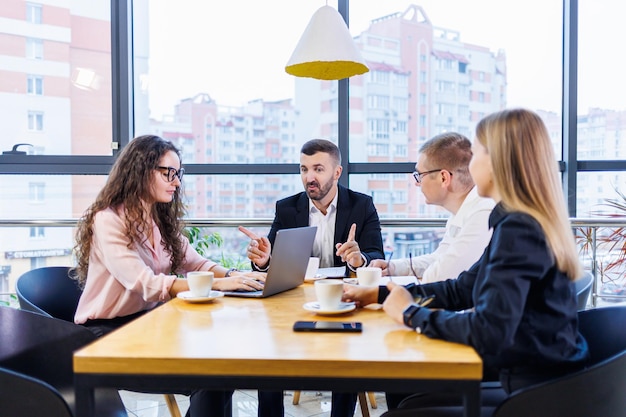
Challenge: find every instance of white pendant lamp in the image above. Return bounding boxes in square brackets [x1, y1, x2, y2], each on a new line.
[285, 5, 369, 80]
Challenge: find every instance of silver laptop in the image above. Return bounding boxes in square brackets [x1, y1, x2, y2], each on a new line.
[223, 226, 317, 298]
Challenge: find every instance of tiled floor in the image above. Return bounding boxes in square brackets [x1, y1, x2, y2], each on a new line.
[121, 390, 388, 417]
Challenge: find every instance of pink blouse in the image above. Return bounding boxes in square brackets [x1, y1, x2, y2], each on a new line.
[74, 206, 216, 324]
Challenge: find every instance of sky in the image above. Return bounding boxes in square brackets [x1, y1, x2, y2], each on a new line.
[145, 0, 626, 119]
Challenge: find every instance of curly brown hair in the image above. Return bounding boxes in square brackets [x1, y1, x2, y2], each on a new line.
[71, 135, 187, 287]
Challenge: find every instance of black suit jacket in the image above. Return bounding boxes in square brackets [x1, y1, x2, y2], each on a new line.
[254, 185, 384, 272]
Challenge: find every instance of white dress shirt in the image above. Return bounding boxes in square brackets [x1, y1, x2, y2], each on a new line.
[390, 187, 495, 283]
[309, 192, 338, 268]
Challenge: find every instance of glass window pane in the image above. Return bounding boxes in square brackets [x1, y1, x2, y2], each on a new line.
[0, 2, 113, 156]
[576, 172, 626, 304]
[0, 175, 105, 220]
[183, 174, 301, 218]
[134, 1, 335, 163]
[349, 173, 448, 220]
[577, 172, 626, 217]
[578, 1, 626, 161]
[348, 0, 562, 164]
[347, 1, 561, 219]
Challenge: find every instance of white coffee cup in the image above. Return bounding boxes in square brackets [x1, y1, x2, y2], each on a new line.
[314, 279, 344, 310]
[356, 267, 382, 287]
[305, 257, 320, 279]
[187, 271, 214, 297]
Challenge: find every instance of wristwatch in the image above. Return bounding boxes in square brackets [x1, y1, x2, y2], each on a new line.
[402, 304, 420, 328]
[225, 268, 239, 277]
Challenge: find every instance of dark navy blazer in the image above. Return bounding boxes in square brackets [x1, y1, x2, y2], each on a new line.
[254, 184, 384, 272]
[381, 203, 589, 372]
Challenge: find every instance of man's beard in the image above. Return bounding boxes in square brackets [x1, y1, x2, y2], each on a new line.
[306, 179, 333, 201]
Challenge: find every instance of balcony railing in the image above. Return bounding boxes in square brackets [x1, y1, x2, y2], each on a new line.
[1, 217, 626, 307]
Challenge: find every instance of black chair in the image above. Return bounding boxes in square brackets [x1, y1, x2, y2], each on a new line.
[0, 366, 74, 417]
[14, 266, 185, 417]
[574, 270, 593, 310]
[0, 305, 127, 417]
[382, 306, 626, 417]
[490, 305, 626, 417]
[16, 266, 81, 321]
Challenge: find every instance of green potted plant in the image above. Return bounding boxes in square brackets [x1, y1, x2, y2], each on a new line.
[184, 227, 250, 270]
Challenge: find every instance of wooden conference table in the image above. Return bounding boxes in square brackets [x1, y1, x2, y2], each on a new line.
[74, 280, 483, 417]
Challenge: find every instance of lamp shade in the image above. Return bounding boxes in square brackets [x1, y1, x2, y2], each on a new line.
[285, 5, 369, 80]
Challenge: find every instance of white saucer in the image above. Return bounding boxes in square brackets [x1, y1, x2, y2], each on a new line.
[177, 290, 224, 303]
[303, 301, 356, 315]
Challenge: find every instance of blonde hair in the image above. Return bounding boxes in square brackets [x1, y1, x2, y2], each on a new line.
[476, 109, 582, 280]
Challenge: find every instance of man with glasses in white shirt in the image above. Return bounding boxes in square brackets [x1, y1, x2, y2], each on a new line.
[370, 132, 494, 284]
[365, 131, 495, 410]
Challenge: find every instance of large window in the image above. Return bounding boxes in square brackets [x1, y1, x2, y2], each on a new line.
[578, 1, 626, 162]
[0, 1, 112, 158]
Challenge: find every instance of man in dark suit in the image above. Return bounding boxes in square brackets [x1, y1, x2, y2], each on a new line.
[240, 138, 384, 417]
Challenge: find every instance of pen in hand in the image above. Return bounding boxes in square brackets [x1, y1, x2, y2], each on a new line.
[386, 251, 394, 282]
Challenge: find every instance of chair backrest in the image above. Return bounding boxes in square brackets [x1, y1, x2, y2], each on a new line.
[0, 306, 127, 417]
[493, 306, 626, 417]
[573, 271, 593, 310]
[0, 366, 73, 417]
[15, 266, 82, 322]
[578, 305, 626, 364]
[0, 305, 96, 388]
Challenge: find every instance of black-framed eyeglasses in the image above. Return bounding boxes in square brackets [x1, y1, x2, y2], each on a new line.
[412, 169, 450, 184]
[409, 253, 436, 307]
[156, 166, 185, 182]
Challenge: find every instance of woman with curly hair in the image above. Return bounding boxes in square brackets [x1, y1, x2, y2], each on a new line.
[72, 134, 264, 416]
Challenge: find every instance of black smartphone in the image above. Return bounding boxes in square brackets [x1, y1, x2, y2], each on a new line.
[293, 321, 362, 333]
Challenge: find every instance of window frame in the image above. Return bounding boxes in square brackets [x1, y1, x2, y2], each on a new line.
[0, 0, 621, 217]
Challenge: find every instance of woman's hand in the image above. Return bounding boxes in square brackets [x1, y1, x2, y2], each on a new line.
[369, 259, 390, 276]
[341, 283, 379, 307]
[169, 278, 190, 298]
[382, 282, 415, 324]
[212, 271, 267, 291]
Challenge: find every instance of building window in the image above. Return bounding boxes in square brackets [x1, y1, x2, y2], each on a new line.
[28, 111, 44, 131]
[367, 95, 389, 109]
[28, 182, 45, 202]
[26, 38, 43, 59]
[29, 227, 45, 238]
[394, 144, 408, 157]
[26, 3, 42, 24]
[27, 75, 43, 95]
[368, 119, 390, 140]
[394, 97, 407, 113]
[370, 70, 389, 84]
[394, 73, 409, 87]
[30, 257, 46, 269]
[372, 190, 390, 204]
[367, 143, 389, 156]
[330, 98, 338, 112]
[394, 121, 407, 134]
